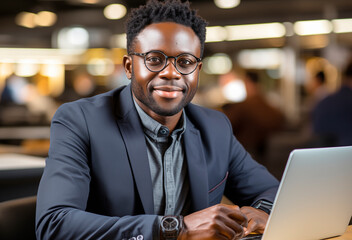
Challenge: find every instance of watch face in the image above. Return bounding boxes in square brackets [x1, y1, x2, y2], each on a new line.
[162, 217, 179, 231]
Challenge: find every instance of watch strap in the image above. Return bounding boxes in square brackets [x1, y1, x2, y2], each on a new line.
[253, 200, 273, 215]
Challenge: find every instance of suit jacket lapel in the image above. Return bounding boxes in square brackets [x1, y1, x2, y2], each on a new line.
[184, 118, 209, 212]
[115, 85, 154, 214]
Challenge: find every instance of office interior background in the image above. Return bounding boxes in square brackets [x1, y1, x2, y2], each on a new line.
[1, 0, 352, 182]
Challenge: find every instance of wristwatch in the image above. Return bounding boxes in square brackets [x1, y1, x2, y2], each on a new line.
[160, 215, 184, 240]
[253, 200, 273, 215]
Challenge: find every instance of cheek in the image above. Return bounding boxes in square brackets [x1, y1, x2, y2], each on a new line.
[186, 73, 200, 89]
[133, 59, 152, 80]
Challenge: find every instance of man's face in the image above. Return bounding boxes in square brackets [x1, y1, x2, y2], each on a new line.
[125, 22, 202, 117]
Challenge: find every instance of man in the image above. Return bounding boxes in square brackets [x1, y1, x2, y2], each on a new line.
[36, 1, 279, 239]
[312, 63, 352, 146]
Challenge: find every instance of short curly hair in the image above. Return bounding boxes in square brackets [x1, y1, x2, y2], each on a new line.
[125, 0, 207, 56]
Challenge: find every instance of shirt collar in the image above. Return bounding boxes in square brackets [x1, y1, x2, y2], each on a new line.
[133, 99, 186, 140]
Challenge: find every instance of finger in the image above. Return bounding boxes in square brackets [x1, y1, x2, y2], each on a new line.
[213, 212, 245, 239]
[217, 224, 238, 240]
[219, 205, 248, 232]
[244, 219, 257, 236]
[215, 204, 247, 226]
[227, 208, 248, 227]
[240, 206, 268, 234]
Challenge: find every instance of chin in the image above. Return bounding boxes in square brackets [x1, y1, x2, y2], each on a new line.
[152, 104, 184, 117]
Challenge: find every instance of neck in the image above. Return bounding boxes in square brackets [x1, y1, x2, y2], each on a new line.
[149, 111, 183, 133]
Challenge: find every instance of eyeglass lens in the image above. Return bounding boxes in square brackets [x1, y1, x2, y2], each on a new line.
[144, 51, 198, 74]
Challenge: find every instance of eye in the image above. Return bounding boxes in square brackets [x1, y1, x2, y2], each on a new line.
[177, 55, 196, 68]
[145, 52, 165, 66]
[178, 58, 192, 65]
[146, 56, 163, 66]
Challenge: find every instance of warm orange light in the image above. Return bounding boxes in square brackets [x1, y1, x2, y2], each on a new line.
[15, 12, 36, 28]
[36, 11, 57, 27]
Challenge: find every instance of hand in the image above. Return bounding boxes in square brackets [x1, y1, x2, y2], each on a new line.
[180, 204, 248, 240]
[240, 206, 269, 236]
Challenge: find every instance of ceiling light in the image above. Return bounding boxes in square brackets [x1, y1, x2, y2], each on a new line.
[203, 53, 232, 75]
[332, 18, 352, 33]
[57, 27, 90, 50]
[214, 0, 240, 9]
[104, 4, 127, 20]
[222, 80, 247, 103]
[87, 58, 115, 76]
[206, 26, 227, 42]
[0, 48, 83, 65]
[41, 60, 63, 78]
[15, 59, 40, 77]
[35, 11, 57, 27]
[79, 0, 101, 4]
[15, 12, 37, 28]
[225, 22, 286, 41]
[294, 20, 332, 36]
[237, 48, 283, 69]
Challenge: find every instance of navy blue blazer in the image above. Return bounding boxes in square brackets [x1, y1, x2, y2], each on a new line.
[36, 84, 279, 240]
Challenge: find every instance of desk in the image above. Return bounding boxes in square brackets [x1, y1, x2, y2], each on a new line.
[0, 153, 45, 170]
[0, 126, 50, 140]
[330, 225, 352, 239]
[0, 153, 45, 202]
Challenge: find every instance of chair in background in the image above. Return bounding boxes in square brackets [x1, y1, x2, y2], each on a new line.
[0, 196, 37, 240]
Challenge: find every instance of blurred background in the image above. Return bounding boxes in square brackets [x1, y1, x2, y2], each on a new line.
[1, 0, 352, 184]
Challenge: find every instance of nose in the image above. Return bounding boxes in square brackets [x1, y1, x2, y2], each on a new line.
[158, 58, 182, 80]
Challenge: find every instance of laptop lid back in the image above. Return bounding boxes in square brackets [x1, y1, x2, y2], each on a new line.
[262, 146, 352, 240]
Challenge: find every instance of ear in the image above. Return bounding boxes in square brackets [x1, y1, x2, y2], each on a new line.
[123, 55, 132, 79]
[198, 61, 203, 71]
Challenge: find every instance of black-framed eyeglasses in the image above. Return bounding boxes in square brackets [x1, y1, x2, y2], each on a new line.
[129, 50, 202, 75]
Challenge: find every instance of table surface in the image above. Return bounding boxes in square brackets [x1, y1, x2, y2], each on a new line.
[0, 153, 45, 170]
[331, 225, 352, 239]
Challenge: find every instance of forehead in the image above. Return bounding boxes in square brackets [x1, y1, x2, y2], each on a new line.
[134, 22, 201, 56]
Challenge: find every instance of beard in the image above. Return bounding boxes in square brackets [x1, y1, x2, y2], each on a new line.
[130, 71, 198, 117]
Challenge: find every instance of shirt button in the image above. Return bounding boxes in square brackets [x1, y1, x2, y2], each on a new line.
[159, 127, 169, 136]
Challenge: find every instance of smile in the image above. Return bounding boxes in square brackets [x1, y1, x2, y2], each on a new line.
[153, 85, 184, 99]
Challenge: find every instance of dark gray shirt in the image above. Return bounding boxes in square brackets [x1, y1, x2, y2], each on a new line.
[134, 100, 190, 216]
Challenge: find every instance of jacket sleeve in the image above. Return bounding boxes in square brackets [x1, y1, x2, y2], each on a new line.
[222, 114, 279, 206]
[35, 102, 159, 240]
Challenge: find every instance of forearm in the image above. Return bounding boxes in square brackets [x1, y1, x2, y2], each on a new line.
[36, 208, 159, 240]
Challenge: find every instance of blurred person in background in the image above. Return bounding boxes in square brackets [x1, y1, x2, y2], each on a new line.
[0, 74, 58, 126]
[304, 71, 330, 113]
[222, 71, 285, 165]
[36, 1, 279, 239]
[0, 74, 28, 105]
[309, 71, 330, 104]
[312, 62, 352, 146]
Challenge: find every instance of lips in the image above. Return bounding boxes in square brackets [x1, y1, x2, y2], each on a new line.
[153, 85, 184, 99]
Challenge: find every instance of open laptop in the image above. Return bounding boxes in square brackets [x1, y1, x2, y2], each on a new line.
[243, 146, 352, 240]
